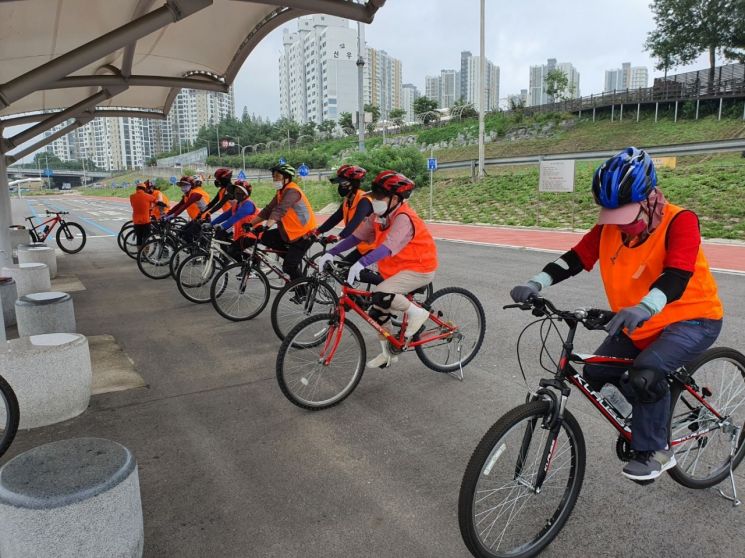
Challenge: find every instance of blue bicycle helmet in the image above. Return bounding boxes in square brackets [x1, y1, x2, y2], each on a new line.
[592, 147, 657, 209]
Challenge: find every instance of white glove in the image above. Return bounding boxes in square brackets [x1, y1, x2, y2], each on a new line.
[346, 261, 364, 285]
[316, 252, 334, 272]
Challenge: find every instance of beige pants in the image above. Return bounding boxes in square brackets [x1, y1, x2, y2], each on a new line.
[374, 270, 435, 312]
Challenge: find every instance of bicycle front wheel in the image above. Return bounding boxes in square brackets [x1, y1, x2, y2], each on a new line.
[117, 222, 133, 252]
[170, 242, 206, 279]
[176, 254, 225, 304]
[415, 287, 486, 373]
[668, 347, 745, 489]
[0, 375, 19, 459]
[56, 222, 86, 253]
[137, 236, 177, 280]
[270, 276, 338, 341]
[210, 263, 270, 321]
[276, 313, 366, 410]
[122, 229, 139, 259]
[459, 401, 586, 558]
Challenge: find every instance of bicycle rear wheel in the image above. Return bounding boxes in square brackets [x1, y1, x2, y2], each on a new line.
[137, 236, 177, 279]
[210, 263, 270, 321]
[270, 276, 338, 341]
[459, 401, 585, 558]
[276, 313, 365, 410]
[56, 222, 86, 253]
[668, 347, 745, 489]
[122, 229, 139, 259]
[0, 375, 20, 459]
[117, 222, 133, 252]
[415, 287, 486, 373]
[170, 242, 206, 279]
[261, 250, 287, 290]
[176, 254, 225, 304]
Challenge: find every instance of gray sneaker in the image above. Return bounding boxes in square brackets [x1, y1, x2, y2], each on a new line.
[622, 449, 677, 482]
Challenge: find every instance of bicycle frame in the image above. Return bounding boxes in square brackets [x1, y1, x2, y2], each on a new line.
[26, 213, 63, 242]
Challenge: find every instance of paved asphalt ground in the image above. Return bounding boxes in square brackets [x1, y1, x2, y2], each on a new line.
[5, 194, 745, 558]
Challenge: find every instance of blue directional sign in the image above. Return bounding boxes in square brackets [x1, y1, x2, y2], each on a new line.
[169, 176, 178, 185]
[43, 168, 53, 177]
[298, 163, 310, 177]
[427, 157, 438, 171]
[279, 157, 286, 165]
[237, 169, 247, 180]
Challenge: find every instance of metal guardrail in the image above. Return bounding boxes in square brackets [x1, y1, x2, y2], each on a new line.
[437, 138, 745, 170]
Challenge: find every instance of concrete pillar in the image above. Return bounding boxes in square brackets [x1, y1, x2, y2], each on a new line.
[655, 102, 659, 122]
[719, 97, 723, 120]
[1, 263, 51, 297]
[17, 244, 56, 278]
[695, 99, 700, 120]
[674, 101, 678, 122]
[8, 227, 30, 261]
[637, 102, 641, 122]
[592, 107, 596, 122]
[611, 104, 615, 122]
[0, 154, 12, 269]
[0, 277, 17, 327]
[15, 292, 75, 337]
[620, 104, 624, 121]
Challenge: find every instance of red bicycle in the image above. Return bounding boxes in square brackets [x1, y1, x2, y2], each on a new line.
[458, 296, 745, 558]
[26, 210, 87, 253]
[275, 262, 486, 410]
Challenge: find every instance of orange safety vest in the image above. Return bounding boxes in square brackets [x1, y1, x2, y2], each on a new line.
[233, 200, 262, 240]
[599, 203, 723, 347]
[276, 182, 317, 241]
[150, 191, 170, 219]
[342, 190, 374, 254]
[374, 204, 438, 279]
[217, 187, 232, 213]
[130, 189, 156, 225]
[185, 187, 211, 220]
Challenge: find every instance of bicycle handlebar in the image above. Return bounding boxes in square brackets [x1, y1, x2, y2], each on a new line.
[504, 296, 616, 331]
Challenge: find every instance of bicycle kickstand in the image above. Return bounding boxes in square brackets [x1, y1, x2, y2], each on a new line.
[716, 426, 742, 507]
[448, 340, 465, 382]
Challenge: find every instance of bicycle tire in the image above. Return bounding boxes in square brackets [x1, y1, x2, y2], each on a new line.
[56, 222, 86, 253]
[415, 286, 486, 373]
[276, 313, 366, 411]
[175, 253, 225, 304]
[169, 242, 207, 279]
[459, 401, 586, 558]
[210, 263, 270, 321]
[668, 347, 745, 489]
[117, 224, 134, 252]
[0, 375, 20, 459]
[122, 229, 139, 259]
[137, 236, 178, 280]
[270, 276, 339, 341]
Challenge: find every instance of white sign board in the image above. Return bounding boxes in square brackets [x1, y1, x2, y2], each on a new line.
[539, 160, 575, 193]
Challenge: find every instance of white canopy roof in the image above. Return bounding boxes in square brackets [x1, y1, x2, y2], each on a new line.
[0, 0, 384, 121]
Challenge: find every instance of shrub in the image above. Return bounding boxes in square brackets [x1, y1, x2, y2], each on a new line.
[342, 146, 427, 187]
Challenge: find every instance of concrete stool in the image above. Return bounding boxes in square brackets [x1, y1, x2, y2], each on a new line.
[8, 226, 31, 262]
[0, 438, 144, 558]
[3, 333, 91, 429]
[1, 263, 51, 297]
[15, 291, 75, 337]
[17, 244, 57, 279]
[0, 277, 17, 327]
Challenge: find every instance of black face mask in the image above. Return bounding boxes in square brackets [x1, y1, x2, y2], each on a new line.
[337, 184, 351, 197]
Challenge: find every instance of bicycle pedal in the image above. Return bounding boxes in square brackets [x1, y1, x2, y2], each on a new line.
[630, 478, 655, 487]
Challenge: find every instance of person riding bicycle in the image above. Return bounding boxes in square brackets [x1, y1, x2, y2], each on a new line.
[248, 163, 317, 281]
[209, 181, 260, 261]
[164, 176, 211, 242]
[129, 182, 157, 249]
[145, 180, 169, 219]
[510, 147, 723, 482]
[314, 164, 374, 263]
[198, 168, 235, 220]
[317, 170, 438, 369]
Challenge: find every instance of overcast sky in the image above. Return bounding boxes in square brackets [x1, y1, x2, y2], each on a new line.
[234, 0, 722, 120]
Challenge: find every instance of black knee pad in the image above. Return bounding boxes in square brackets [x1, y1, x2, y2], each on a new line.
[368, 307, 392, 325]
[621, 367, 669, 404]
[371, 291, 395, 309]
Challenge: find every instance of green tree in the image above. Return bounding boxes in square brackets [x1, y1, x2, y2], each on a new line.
[389, 107, 407, 128]
[645, 0, 744, 89]
[338, 112, 354, 133]
[241, 106, 249, 123]
[365, 121, 376, 135]
[364, 103, 381, 123]
[318, 119, 337, 138]
[544, 69, 574, 101]
[300, 121, 316, 138]
[450, 99, 477, 120]
[413, 96, 439, 124]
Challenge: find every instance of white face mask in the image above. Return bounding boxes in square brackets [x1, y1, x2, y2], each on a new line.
[371, 199, 389, 216]
[180, 186, 190, 194]
[274, 180, 285, 190]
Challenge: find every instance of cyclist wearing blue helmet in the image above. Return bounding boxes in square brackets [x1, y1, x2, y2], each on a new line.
[511, 147, 723, 483]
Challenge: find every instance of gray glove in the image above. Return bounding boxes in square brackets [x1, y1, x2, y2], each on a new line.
[606, 304, 652, 337]
[510, 281, 541, 303]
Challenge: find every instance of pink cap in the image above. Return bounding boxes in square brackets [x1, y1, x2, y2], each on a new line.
[598, 202, 641, 225]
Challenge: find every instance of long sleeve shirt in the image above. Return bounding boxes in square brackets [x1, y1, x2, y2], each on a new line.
[352, 212, 414, 256]
[257, 189, 302, 241]
[167, 191, 204, 217]
[211, 200, 257, 231]
[317, 197, 373, 238]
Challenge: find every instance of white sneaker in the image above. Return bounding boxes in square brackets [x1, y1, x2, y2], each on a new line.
[367, 340, 398, 369]
[404, 304, 429, 337]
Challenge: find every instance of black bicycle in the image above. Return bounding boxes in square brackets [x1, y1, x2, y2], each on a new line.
[458, 296, 745, 558]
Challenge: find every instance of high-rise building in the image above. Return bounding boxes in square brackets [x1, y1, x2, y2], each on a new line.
[460, 51, 472, 101]
[166, 87, 235, 149]
[465, 56, 499, 111]
[279, 15, 362, 124]
[604, 62, 649, 92]
[401, 83, 420, 123]
[367, 47, 403, 120]
[439, 69, 460, 109]
[425, 75, 441, 106]
[528, 59, 580, 106]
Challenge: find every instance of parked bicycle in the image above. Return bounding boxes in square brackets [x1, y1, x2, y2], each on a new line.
[0, 374, 20, 460]
[275, 261, 486, 410]
[26, 210, 86, 253]
[136, 219, 184, 280]
[458, 296, 745, 558]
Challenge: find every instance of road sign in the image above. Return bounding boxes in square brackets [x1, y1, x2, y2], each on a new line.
[169, 176, 177, 185]
[298, 163, 310, 177]
[427, 158, 438, 171]
[279, 157, 286, 165]
[43, 168, 53, 177]
[539, 160, 575, 193]
[237, 169, 247, 180]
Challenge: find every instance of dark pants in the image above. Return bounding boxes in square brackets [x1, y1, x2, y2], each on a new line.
[584, 318, 722, 452]
[133, 223, 151, 247]
[259, 228, 312, 281]
[180, 220, 202, 243]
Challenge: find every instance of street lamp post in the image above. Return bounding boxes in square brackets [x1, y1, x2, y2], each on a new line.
[241, 145, 250, 172]
[356, 21, 366, 152]
[478, 0, 486, 180]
